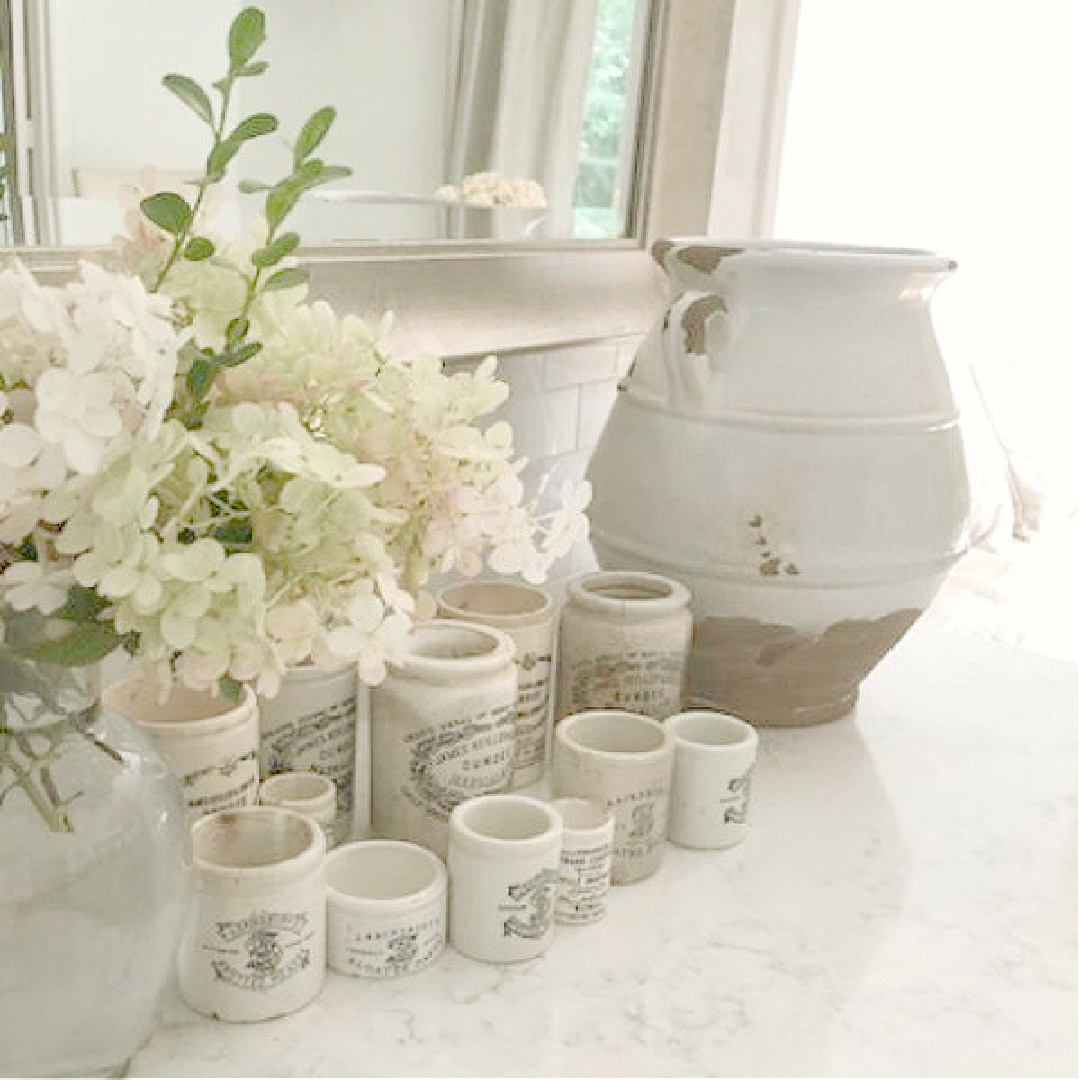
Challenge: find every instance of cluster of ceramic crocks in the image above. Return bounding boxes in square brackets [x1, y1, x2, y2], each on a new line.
[119, 570, 757, 1023]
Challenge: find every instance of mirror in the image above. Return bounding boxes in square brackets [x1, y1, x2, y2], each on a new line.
[1, 0, 657, 248]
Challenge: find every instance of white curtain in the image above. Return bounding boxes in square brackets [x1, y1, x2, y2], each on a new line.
[444, 0, 599, 238]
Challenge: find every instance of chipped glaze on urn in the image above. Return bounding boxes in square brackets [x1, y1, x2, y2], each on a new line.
[586, 239, 972, 725]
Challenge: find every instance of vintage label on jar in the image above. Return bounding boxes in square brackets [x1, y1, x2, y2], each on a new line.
[181, 748, 260, 818]
[608, 786, 668, 864]
[402, 704, 515, 821]
[340, 914, 444, 978]
[513, 647, 553, 774]
[202, 909, 317, 993]
[556, 841, 612, 924]
[260, 690, 357, 824]
[498, 868, 559, 940]
[569, 650, 685, 718]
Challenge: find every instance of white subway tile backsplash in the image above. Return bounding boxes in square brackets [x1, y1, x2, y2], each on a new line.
[495, 385, 578, 461]
[543, 343, 618, 389]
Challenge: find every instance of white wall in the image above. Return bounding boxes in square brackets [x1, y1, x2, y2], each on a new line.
[46, 0, 238, 191]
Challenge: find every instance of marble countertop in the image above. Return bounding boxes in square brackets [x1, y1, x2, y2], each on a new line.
[130, 625, 1077, 1077]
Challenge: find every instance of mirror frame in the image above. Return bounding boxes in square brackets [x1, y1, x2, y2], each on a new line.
[11, 0, 738, 359]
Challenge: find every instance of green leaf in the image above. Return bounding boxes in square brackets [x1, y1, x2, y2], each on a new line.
[263, 266, 308, 292]
[54, 586, 110, 623]
[315, 164, 352, 184]
[238, 177, 271, 194]
[230, 112, 278, 143]
[189, 355, 217, 401]
[228, 7, 266, 71]
[226, 316, 250, 345]
[218, 676, 244, 701]
[236, 60, 269, 78]
[19, 623, 122, 666]
[213, 518, 254, 551]
[183, 236, 215, 261]
[163, 73, 214, 125]
[206, 138, 242, 181]
[140, 191, 193, 236]
[251, 231, 300, 267]
[293, 106, 336, 166]
[237, 342, 262, 362]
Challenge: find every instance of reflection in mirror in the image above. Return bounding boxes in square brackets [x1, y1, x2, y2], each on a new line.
[1, 0, 656, 248]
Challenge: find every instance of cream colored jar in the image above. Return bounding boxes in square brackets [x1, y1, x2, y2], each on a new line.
[437, 580, 555, 788]
[177, 806, 327, 1022]
[325, 840, 446, 978]
[259, 771, 339, 847]
[258, 661, 362, 847]
[447, 794, 562, 964]
[370, 620, 517, 858]
[103, 679, 259, 822]
[556, 570, 692, 721]
[552, 709, 674, 885]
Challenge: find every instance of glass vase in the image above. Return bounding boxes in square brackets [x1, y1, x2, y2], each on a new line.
[0, 658, 189, 1078]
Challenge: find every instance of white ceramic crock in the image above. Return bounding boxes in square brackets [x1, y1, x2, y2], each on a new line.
[664, 710, 758, 850]
[325, 840, 447, 978]
[552, 709, 674, 885]
[437, 580, 556, 787]
[103, 679, 259, 821]
[258, 661, 363, 847]
[555, 570, 692, 722]
[552, 796, 615, 925]
[447, 794, 562, 964]
[586, 240, 972, 725]
[370, 620, 517, 858]
[177, 806, 327, 1022]
[259, 771, 339, 847]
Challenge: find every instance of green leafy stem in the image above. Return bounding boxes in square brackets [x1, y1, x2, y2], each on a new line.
[140, 5, 351, 429]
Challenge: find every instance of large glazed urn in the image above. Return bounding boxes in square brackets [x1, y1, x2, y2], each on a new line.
[586, 240, 972, 725]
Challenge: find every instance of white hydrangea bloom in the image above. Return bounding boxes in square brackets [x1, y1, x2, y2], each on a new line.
[0, 258, 182, 531]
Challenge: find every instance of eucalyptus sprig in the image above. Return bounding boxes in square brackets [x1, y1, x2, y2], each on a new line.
[140, 5, 351, 429]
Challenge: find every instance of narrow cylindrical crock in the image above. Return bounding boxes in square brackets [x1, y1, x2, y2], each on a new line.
[664, 710, 758, 849]
[447, 793, 562, 963]
[552, 709, 674, 884]
[370, 620, 517, 858]
[259, 771, 339, 847]
[437, 580, 556, 787]
[258, 660, 363, 846]
[552, 796, 615, 925]
[103, 678, 259, 821]
[556, 570, 692, 722]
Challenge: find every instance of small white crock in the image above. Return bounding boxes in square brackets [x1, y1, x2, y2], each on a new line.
[664, 710, 759, 849]
[552, 709, 674, 885]
[177, 805, 327, 1022]
[556, 570, 693, 721]
[259, 771, 339, 847]
[437, 580, 555, 788]
[447, 794, 562, 964]
[103, 679, 259, 821]
[552, 797, 614, 925]
[325, 840, 447, 978]
[370, 620, 517, 858]
[258, 660, 363, 847]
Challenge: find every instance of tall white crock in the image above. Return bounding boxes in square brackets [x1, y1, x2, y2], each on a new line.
[586, 240, 972, 726]
[258, 662, 364, 846]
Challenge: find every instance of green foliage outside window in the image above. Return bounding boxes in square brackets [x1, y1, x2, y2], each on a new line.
[573, 0, 638, 238]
